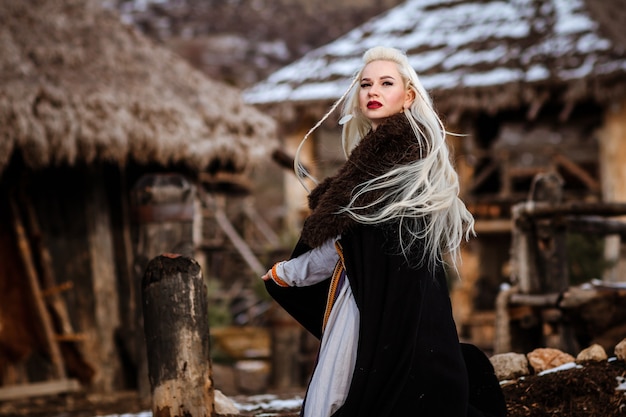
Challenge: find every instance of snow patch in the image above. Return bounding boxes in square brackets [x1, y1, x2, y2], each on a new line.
[538, 361, 582, 376]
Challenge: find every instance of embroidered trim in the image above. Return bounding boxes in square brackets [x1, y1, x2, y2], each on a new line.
[322, 241, 346, 333]
[270, 262, 290, 287]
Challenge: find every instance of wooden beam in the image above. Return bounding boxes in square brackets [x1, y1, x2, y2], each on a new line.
[474, 219, 512, 234]
[467, 160, 499, 193]
[509, 292, 561, 307]
[200, 191, 267, 276]
[552, 153, 601, 193]
[513, 201, 626, 219]
[566, 216, 626, 237]
[214, 205, 266, 276]
[242, 198, 281, 247]
[0, 379, 81, 401]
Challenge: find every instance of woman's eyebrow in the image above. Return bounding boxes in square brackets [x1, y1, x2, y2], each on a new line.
[361, 75, 396, 82]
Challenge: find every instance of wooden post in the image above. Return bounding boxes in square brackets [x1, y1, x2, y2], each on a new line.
[598, 98, 626, 282]
[132, 173, 197, 401]
[142, 253, 213, 417]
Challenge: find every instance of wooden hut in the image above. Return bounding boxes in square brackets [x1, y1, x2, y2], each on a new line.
[0, 0, 277, 398]
[244, 0, 626, 351]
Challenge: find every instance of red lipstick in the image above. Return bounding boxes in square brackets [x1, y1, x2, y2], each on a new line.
[367, 100, 382, 109]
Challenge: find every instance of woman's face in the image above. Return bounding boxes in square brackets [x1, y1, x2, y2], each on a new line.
[358, 60, 415, 130]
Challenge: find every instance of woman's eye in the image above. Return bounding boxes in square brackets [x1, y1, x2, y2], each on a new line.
[360, 83, 371, 88]
[383, 81, 393, 86]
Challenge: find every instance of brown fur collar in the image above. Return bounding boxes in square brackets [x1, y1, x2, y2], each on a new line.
[300, 113, 423, 248]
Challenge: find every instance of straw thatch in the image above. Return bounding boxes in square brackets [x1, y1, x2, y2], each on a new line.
[0, 0, 277, 178]
[244, 0, 626, 118]
[584, 0, 626, 48]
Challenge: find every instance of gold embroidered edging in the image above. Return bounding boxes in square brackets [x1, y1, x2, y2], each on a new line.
[322, 241, 346, 332]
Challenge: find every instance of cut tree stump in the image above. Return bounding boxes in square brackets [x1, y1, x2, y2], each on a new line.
[142, 253, 213, 417]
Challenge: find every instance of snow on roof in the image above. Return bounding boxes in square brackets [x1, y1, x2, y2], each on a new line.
[244, 0, 626, 111]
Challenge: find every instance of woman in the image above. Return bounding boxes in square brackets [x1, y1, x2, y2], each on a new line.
[262, 46, 506, 417]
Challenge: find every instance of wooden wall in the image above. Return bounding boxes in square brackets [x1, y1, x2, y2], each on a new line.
[0, 163, 132, 394]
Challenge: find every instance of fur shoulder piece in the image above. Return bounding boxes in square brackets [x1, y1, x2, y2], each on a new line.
[300, 113, 423, 248]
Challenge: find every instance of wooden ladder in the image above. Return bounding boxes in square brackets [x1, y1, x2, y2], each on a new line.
[0, 196, 82, 401]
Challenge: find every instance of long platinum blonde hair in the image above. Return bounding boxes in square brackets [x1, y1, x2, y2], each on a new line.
[295, 46, 474, 268]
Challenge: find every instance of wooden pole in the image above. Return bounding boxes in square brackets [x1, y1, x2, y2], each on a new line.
[21, 193, 75, 337]
[142, 253, 213, 417]
[9, 197, 67, 380]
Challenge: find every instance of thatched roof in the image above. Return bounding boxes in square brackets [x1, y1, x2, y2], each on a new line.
[0, 0, 278, 178]
[584, 0, 626, 49]
[244, 0, 626, 118]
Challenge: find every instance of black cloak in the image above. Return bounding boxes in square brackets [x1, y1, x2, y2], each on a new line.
[265, 114, 506, 417]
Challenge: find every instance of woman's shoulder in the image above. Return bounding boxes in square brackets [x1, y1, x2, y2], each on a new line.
[354, 114, 422, 165]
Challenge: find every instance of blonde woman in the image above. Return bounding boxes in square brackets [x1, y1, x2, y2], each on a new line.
[263, 46, 505, 417]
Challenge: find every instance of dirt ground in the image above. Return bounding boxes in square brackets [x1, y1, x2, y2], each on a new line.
[503, 359, 626, 417]
[0, 360, 624, 417]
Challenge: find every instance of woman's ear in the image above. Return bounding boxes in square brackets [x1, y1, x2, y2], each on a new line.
[404, 88, 416, 109]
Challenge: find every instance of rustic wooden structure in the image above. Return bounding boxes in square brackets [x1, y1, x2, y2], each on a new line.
[0, 0, 277, 399]
[142, 253, 213, 416]
[495, 174, 626, 354]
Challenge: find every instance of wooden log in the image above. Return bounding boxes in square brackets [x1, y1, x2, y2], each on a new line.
[142, 254, 213, 417]
[509, 292, 561, 307]
[513, 201, 626, 219]
[132, 173, 197, 402]
[566, 216, 626, 237]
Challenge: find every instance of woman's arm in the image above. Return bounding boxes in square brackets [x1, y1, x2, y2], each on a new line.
[262, 237, 339, 287]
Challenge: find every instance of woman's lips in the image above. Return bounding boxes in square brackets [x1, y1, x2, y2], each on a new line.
[367, 101, 382, 109]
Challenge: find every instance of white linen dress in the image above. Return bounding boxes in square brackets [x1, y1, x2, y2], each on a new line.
[271, 237, 360, 417]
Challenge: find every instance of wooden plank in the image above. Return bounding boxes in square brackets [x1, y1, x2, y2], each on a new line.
[0, 379, 81, 401]
[84, 166, 121, 392]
